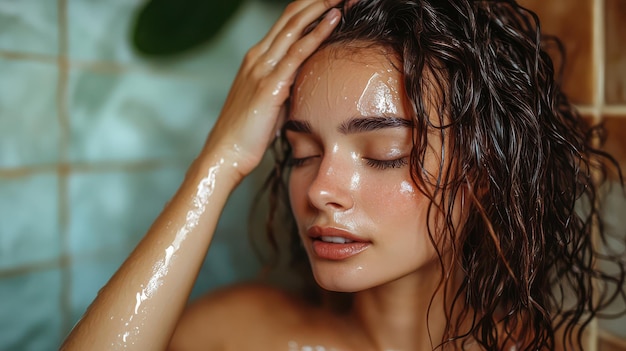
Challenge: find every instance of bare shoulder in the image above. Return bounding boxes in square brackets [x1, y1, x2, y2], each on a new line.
[169, 282, 309, 351]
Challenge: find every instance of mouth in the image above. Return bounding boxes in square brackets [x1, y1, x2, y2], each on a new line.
[319, 236, 356, 244]
[307, 226, 370, 260]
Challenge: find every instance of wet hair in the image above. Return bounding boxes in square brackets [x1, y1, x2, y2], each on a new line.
[255, 0, 626, 350]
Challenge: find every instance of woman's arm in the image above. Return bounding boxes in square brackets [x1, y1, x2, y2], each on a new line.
[60, 1, 341, 350]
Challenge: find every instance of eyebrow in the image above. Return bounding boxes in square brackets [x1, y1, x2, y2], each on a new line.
[283, 116, 413, 135]
[338, 116, 413, 134]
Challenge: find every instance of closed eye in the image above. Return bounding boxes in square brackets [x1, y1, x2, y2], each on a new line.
[365, 157, 408, 170]
[287, 155, 318, 168]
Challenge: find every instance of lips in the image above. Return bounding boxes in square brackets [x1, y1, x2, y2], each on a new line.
[307, 226, 370, 260]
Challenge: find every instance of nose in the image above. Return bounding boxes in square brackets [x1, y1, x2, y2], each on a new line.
[307, 155, 355, 212]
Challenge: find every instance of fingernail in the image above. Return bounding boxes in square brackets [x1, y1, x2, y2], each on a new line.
[326, 8, 340, 25]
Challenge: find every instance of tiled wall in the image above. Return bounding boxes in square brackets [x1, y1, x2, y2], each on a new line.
[520, 0, 626, 349]
[0, 0, 624, 350]
[0, 1, 279, 349]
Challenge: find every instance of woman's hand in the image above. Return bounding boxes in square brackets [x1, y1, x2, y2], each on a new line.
[202, 0, 342, 180]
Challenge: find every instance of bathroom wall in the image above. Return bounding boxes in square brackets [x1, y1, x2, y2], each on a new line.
[519, 0, 626, 349]
[0, 0, 279, 349]
[0, 0, 624, 350]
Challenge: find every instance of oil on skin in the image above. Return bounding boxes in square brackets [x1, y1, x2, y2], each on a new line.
[113, 158, 224, 348]
[287, 341, 402, 351]
[286, 44, 441, 294]
[288, 341, 337, 351]
[356, 71, 399, 117]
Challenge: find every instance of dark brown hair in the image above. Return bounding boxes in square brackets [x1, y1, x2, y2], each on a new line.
[255, 0, 626, 349]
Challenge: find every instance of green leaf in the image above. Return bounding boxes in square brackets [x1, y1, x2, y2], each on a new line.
[132, 0, 245, 57]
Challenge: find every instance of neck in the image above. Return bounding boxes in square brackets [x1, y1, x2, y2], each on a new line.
[349, 260, 465, 351]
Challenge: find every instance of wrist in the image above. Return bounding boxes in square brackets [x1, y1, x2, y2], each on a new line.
[186, 146, 245, 193]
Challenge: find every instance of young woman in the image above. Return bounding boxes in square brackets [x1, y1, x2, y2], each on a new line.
[61, 0, 626, 350]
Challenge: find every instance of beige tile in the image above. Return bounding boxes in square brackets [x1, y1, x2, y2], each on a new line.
[605, 0, 626, 104]
[520, 0, 595, 104]
[598, 335, 626, 351]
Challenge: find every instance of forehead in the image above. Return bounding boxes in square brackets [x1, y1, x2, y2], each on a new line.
[291, 45, 406, 119]
[305, 44, 399, 70]
[295, 44, 401, 87]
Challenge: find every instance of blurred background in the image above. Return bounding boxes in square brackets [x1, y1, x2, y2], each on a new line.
[0, 0, 624, 350]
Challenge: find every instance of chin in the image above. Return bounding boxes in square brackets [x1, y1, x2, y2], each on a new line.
[310, 263, 381, 293]
[314, 277, 367, 293]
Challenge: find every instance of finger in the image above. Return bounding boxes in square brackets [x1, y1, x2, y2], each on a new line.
[256, 0, 342, 63]
[268, 8, 341, 87]
[248, 7, 339, 105]
[256, 0, 313, 51]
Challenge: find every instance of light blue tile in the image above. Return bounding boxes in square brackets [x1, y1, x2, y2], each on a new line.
[221, 1, 282, 59]
[67, 165, 265, 303]
[598, 181, 626, 339]
[67, 0, 280, 75]
[602, 181, 626, 245]
[0, 268, 63, 351]
[0, 0, 58, 56]
[67, 0, 142, 63]
[0, 172, 61, 269]
[67, 250, 129, 330]
[67, 67, 223, 163]
[0, 58, 59, 168]
[68, 166, 186, 255]
[144, 1, 281, 76]
[190, 174, 263, 299]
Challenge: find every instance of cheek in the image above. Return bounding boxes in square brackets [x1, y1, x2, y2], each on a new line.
[362, 178, 425, 220]
[287, 172, 310, 217]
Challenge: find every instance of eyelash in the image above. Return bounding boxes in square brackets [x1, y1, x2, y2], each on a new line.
[365, 158, 408, 170]
[288, 156, 408, 170]
[286, 156, 313, 168]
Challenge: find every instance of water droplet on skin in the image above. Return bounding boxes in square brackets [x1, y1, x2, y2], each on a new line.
[400, 181, 415, 195]
[114, 159, 225, 349]
[273, 81, 287, 96]
[350, 172, 361, 191]
[357, 72, 398, 116]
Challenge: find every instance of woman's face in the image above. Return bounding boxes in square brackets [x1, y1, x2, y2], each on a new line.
[286, 45, 451, 292]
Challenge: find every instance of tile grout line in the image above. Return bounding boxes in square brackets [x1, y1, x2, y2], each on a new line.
[588, 0, 605, 349]
[0, 160, 179, 177]
[0, 159, 191, 178]
[576, 105, 626, 116]
[56, 0, 73, 340]
[0, 49, 227, 81]
[594, 0, 606, 115]
[0, 247, 129, 280]
[0, 258, 65, 279]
